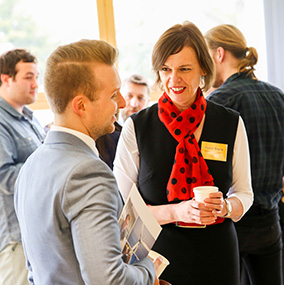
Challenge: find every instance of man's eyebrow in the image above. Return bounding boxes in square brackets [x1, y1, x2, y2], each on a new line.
[24, 72, 38, 76]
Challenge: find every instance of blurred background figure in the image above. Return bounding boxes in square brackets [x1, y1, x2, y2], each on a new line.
[118, 74, 150, 125]
[0, 49, 45, 285]
[205, 24, 284, 285]
[97, 73, 150, 169]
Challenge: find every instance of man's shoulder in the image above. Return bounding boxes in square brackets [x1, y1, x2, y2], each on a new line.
[0, 97, 21, 117]
[206, 99, 239, 118]
[208, 77, 284, 108]
[206, 84, 238, 106]
[210, 76, 284, 97]
[0, 101, 13, 121]
[20, 134, 116, 189]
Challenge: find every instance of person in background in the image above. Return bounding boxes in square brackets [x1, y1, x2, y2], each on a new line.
[113, 21, 253, 285]
[0, 49, 45, 285]
[205, 24, 284, 285]
[280, 177, 284, 282]
[96, 120, 122, 169]
[14, 39, 161, 284]
[118, 74, 150, 125]
[96, 73, 150, 169]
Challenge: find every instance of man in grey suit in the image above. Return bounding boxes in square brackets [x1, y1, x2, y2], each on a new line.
[14, 39, 161, 284]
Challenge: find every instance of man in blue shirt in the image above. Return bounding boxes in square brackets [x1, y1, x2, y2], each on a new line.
[0, 49, 45, 284]
[205, 24, 284, 285]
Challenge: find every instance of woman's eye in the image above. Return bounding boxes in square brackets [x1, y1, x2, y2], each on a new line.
[161, 67, 169, 72]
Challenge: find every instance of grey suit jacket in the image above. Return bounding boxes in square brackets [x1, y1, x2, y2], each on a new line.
[14, 131, 155, 284]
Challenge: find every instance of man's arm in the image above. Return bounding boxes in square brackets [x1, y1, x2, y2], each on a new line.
[0, 121, 44, 195]
[63, 158, 155, 285]
[0, 126, 23, 194]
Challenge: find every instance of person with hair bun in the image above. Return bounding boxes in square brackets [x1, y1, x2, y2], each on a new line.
[205, 24, 284, 285]
[114, 21, 253, 285]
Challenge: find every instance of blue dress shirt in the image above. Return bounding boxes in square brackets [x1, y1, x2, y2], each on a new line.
[0, 97, 45, 251]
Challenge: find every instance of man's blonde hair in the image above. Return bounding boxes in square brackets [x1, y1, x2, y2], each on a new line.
[205, 24, 258, 80]
[44, 39, 118, 114]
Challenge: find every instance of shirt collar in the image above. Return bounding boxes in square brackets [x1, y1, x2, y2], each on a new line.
[0, 97, 33, 120]
[223, 72, 250, 86]
[50, 125, 99, 156]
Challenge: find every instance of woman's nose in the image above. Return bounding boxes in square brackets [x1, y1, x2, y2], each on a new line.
[169, 70, 181, 84]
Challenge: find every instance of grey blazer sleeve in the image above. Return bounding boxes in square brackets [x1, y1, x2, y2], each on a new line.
[62, 157, 155, 284]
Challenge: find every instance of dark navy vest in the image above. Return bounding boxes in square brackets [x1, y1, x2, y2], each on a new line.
[132, 100, 239, 205]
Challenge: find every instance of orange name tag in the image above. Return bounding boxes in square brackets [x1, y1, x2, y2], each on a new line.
[201, 141, 228, 162]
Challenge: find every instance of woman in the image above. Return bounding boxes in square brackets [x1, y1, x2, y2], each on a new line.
[113, 22, 253, 285]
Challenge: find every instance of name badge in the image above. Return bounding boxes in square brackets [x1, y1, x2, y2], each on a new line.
[201, 141, 228, 162]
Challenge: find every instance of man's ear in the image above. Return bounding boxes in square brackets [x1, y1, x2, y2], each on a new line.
[1, 74, 10, 86]
[71, 95, 86, 115]
[216, 47, 225, 63]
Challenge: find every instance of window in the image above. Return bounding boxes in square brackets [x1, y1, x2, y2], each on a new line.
[0, 0, 267, 126]
[114, 0, 267, 89]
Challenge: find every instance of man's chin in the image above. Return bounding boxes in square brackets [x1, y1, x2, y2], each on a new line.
[26, 97, 36, 105]
[107, 124, 116, 135]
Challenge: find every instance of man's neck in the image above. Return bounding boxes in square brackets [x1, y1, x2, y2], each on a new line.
[222, 67, 238, 83]
[0, 92, 24, 114]
[221, 52, 240, 83]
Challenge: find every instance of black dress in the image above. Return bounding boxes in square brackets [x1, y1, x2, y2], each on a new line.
[132, 101, 240, 285]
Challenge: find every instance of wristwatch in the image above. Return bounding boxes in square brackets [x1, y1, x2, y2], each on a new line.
[224, 199, 232, 217]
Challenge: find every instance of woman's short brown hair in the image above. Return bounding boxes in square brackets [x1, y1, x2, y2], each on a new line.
[44, 39, 118, 114]
[152, 21, 214, 92]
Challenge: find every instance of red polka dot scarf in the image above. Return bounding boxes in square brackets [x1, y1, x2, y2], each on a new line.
[158, 88, 214, 202]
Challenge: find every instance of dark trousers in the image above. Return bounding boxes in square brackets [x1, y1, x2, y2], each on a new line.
[235, 205, 283, 285]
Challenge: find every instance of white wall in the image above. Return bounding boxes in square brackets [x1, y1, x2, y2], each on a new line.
[263, 0, 284, 91]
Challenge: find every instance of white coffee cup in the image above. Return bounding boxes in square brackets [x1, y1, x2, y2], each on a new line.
[148, 250, 170, 278]
[193, 186, 219, 202]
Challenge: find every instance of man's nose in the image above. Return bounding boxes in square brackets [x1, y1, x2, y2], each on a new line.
[130, 97, 139, 108]
[118, 93, 126, 109]
[32, 78, 39, 89]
